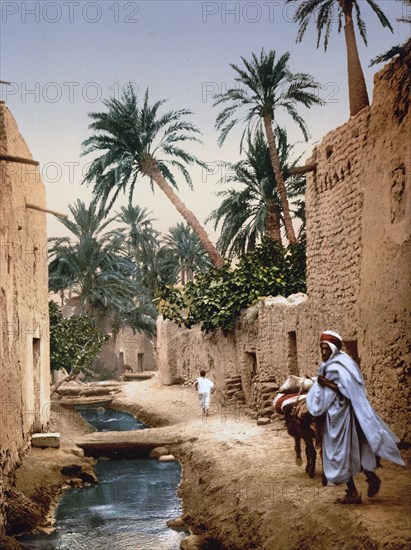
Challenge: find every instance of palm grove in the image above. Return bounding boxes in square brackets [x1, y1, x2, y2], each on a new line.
[49, 0, 398, 369]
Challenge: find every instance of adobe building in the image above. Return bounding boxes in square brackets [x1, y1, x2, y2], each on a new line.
[61, 296, 157, 379]
[97, 328, 157, 376]
[0, 102, 51, 531]
[157, 47, 411, 448]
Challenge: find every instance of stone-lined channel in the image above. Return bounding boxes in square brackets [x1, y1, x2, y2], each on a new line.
[18, 407, 186, 549]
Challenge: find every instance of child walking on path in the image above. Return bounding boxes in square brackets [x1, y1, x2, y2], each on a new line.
[195, 370, 214, 417]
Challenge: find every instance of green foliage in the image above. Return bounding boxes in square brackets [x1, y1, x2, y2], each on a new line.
[48, 200, 158, 336]
[155, 237, 306, 333]
[49, 301, 109, 374]
[82, 85, 207, 214]
[207, 129, 305, 259]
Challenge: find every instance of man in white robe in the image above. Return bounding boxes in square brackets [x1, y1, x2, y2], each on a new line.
[307, 331, 405, 504]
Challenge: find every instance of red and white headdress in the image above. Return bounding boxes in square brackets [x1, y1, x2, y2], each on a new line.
[320, 330, 343, 350]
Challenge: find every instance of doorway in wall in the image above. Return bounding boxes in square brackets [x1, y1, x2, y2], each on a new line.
[137, 353, 144, 372]
[32, 337, 41, 430]
[287, 331, 299, 375]
[245, 352, 257, 379]
[344, 340, 360, 366]
[243, 351, 257, 402]
[119, 351, 125, 370]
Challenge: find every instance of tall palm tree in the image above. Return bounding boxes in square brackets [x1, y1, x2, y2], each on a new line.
[163, 223, 213, 284]
[214, 49, 323, 245]
[287, 0, 393, 116]
[82, 85, 223, 268]
[207, 130, 305, 259]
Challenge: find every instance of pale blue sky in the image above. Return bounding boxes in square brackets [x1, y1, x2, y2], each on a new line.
[1, 0, 410, 240]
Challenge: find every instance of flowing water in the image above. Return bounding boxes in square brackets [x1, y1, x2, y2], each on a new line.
[18, 408, 186, 549]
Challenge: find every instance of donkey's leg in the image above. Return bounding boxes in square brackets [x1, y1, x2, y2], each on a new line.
[305, 438, 316, 478]
[294, 435, 302, 463]
[319, 447, 327, 485]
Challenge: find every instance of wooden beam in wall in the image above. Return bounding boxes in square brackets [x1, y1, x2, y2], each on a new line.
[287, 163, 317, 176]
[26, 203, 68, 219]
[0, 154, 39, 166]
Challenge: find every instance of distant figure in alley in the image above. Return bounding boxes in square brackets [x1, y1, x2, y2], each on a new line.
[195, 370, 215, 417]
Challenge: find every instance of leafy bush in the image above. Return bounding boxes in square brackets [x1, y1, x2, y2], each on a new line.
[49, 301, 110, 374]
[155, 237, 306, 332]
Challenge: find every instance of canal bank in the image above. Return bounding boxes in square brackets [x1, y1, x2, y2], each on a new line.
[4, 375, 410, 549]
[18, 408, 186, 549]
[112, 375, 411, 550]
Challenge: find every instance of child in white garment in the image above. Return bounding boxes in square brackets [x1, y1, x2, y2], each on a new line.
[195, 370, 214, 417]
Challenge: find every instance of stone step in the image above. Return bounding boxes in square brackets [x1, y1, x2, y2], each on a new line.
[257, 417, 271, 426]
[226, 382, 242, 390]
[260, 383, 280, 391]
[32, 432, 60, 448]
[259, 407, 274, 417]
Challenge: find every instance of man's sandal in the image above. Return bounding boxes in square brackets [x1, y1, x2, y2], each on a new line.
[365, 472, 382, 497]
[335, 490, 362, 504]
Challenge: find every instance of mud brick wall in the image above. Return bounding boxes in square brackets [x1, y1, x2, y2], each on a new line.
[157, 50, 410, 445]
[305, 111, 367, 336]
[0, 102, 51, 530]
[356, 53, 410, 442]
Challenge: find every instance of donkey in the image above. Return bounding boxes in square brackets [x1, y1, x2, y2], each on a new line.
[274, 376, 326, 484]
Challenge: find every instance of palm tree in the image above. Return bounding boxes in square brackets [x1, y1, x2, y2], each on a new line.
[115, 204, 157, 264]
[214, 49, 323, 245]
[48, 202, 157, 335]
[163, 223, 213, 284]
[48, 198, 116, 302]
[207, 130, 305, 259]
[82, 85, 223, 268]
[57, 198, 116, 241]
[115, 206, 177, 294]
[287, 0, 393, 116]
[138, 244, 177, 295]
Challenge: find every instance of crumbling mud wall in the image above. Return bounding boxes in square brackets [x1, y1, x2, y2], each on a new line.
[304, 46, 411, 443]
[0, 103, 51, 531]
[157, 47, 410, 446]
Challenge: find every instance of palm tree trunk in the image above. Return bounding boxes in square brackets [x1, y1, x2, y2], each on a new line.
[342, 1, 370, 116]
[266, 200, 282, 243]
[263, 114, 297, 245]
[147, 165, 224, 268]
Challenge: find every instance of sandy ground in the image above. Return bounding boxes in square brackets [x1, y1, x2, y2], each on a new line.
[4, 374, 411, 550]
[112, 374, 411, 550]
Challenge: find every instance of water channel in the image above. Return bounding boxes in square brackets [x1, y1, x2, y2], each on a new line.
[18, 407, 186, 549]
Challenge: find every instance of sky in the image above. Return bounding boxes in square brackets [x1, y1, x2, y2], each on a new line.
[1, 0, 410, 243]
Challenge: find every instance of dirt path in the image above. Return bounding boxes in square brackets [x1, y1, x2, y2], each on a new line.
[5, 376, 410, 550]
[114, 374, 411, 550]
